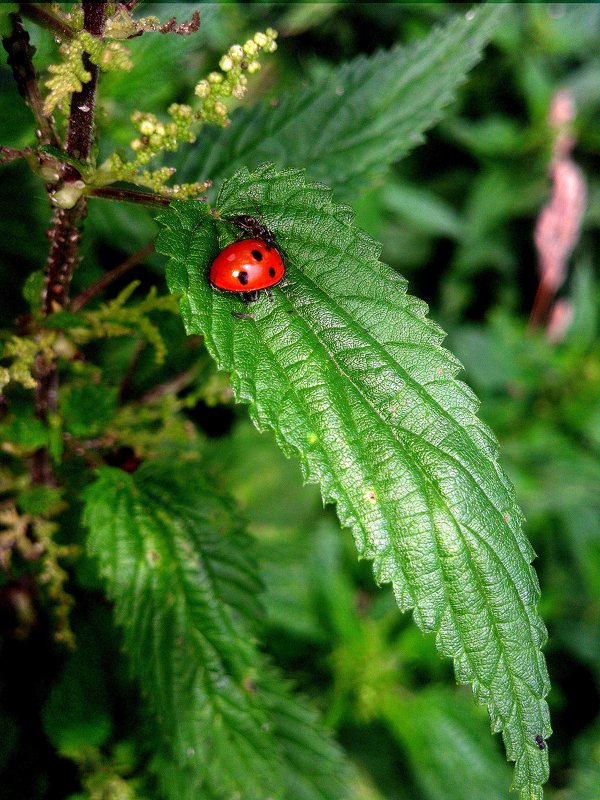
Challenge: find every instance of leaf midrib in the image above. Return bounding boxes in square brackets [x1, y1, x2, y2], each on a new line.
[249, 278, 541, 721]
[277, 264, 516, 538]
[134, 488, 287, 782]
[254, 298, 541, 785]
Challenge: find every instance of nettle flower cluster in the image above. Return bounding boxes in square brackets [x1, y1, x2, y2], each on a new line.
[44, 30, 132, 115]
[46, 18, 278, 206]
[95, 29, 278, 200]
[195, 29, 278, 123]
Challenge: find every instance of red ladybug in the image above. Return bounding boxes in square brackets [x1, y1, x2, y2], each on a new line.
[210, 216, 285, 302]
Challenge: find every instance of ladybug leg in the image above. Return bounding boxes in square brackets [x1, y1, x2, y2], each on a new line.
[242, 290, 260, 303]
[265, 289, 274, 302]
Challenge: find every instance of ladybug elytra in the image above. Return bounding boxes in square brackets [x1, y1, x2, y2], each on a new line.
[209, 215, 285, 303]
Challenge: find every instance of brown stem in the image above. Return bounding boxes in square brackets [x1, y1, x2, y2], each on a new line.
[43, 204, 86, 315]
[158, 11, 201, 36]
[31, 362, 58, 486]
[139, 367, 198, 405]
[528, 277, 554, 329]
[32, 2, 108, 484]
[119, 340, 146, 402]
[64, 3, 106, 169]
[44, 1, 106, 310]
[2, 13, 60, 146]
[70, 241, 155, 312]
[18, 3, 76, 41]
[0, 146, 33, 165]
[87, 186, 172, 207]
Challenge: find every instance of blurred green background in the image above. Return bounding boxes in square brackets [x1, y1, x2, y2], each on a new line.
[1, 3, 598, 799]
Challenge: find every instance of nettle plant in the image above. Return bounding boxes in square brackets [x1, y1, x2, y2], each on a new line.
[1, 3, 551, 800]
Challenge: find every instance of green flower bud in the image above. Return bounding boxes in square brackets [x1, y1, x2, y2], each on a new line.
[52, 180, 85, 209]
[195, 80, 210, 98]
[219, 55, 233, 72]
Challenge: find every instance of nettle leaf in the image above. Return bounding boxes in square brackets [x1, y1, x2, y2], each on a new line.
[83, 460, 348, 800]
[385, 688, 513, 800]
[156, 165, 551, 800]
[177, 4, 505, 200]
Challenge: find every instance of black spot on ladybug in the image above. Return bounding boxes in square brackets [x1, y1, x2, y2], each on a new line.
[251, 249, 263, 261]
[237, 271, 249, 285]
[268, 267, 276, 277]
[534, 734, 546, 750]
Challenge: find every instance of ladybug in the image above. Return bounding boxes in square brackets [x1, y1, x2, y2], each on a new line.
[209, 215, 285, 303]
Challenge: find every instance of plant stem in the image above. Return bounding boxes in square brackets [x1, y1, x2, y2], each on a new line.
[2, 13, 60, 146]
[18, 3, 76, 41]
[139, 367, 198, 405]
[119, 340, 146, 402]
[64, 3, 105, 166]
[70, 241, 155, 312]
[32, 1, 108, 484]
[87, 186, 172, 207]
[0, 146, 33, 165]
[42, 1, 106, 311]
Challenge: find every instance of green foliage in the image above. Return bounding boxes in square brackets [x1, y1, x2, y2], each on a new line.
[83, 461, 348, 800]
[2, 413, 50, 450]
[384, 688, 513, 800]
[44, 31, 132, 115]
[157, 164, 550, 798]
[176, 4, 505, 199]
[47, 282, 181, 365]
[1, 3, 599, 800]
[59, 384, 118, 437]
[42, 626, 113, 757]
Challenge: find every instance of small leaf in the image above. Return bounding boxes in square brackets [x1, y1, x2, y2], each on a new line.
[2, 414, 49, 450]
[42, 627, 112, 758]
[17, 485, 63, 515]
[384, 688, 513, 800]
[177, 4, 506, 199]
[156, 165, 551, 799]
[381, 182, 464, 239]
[60, 384, 118, 437]
[22, 270, 44, 311]
[83, 460, 349, 800]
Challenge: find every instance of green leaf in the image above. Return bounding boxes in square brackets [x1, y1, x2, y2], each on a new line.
[2, 413, 49, 450]
[59, 384, 118, 437]
[83, 460, 349, 800]
[177, 4, 505, 200]
[381, 182, 464, 239]
[42, 626, 113, 758]
[16, 485, 63, 515]
[156, 165, 551, 799]
[22, 269, 44, 311]
[384, 689, 513, 800]
[205, 419, 321, 528]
